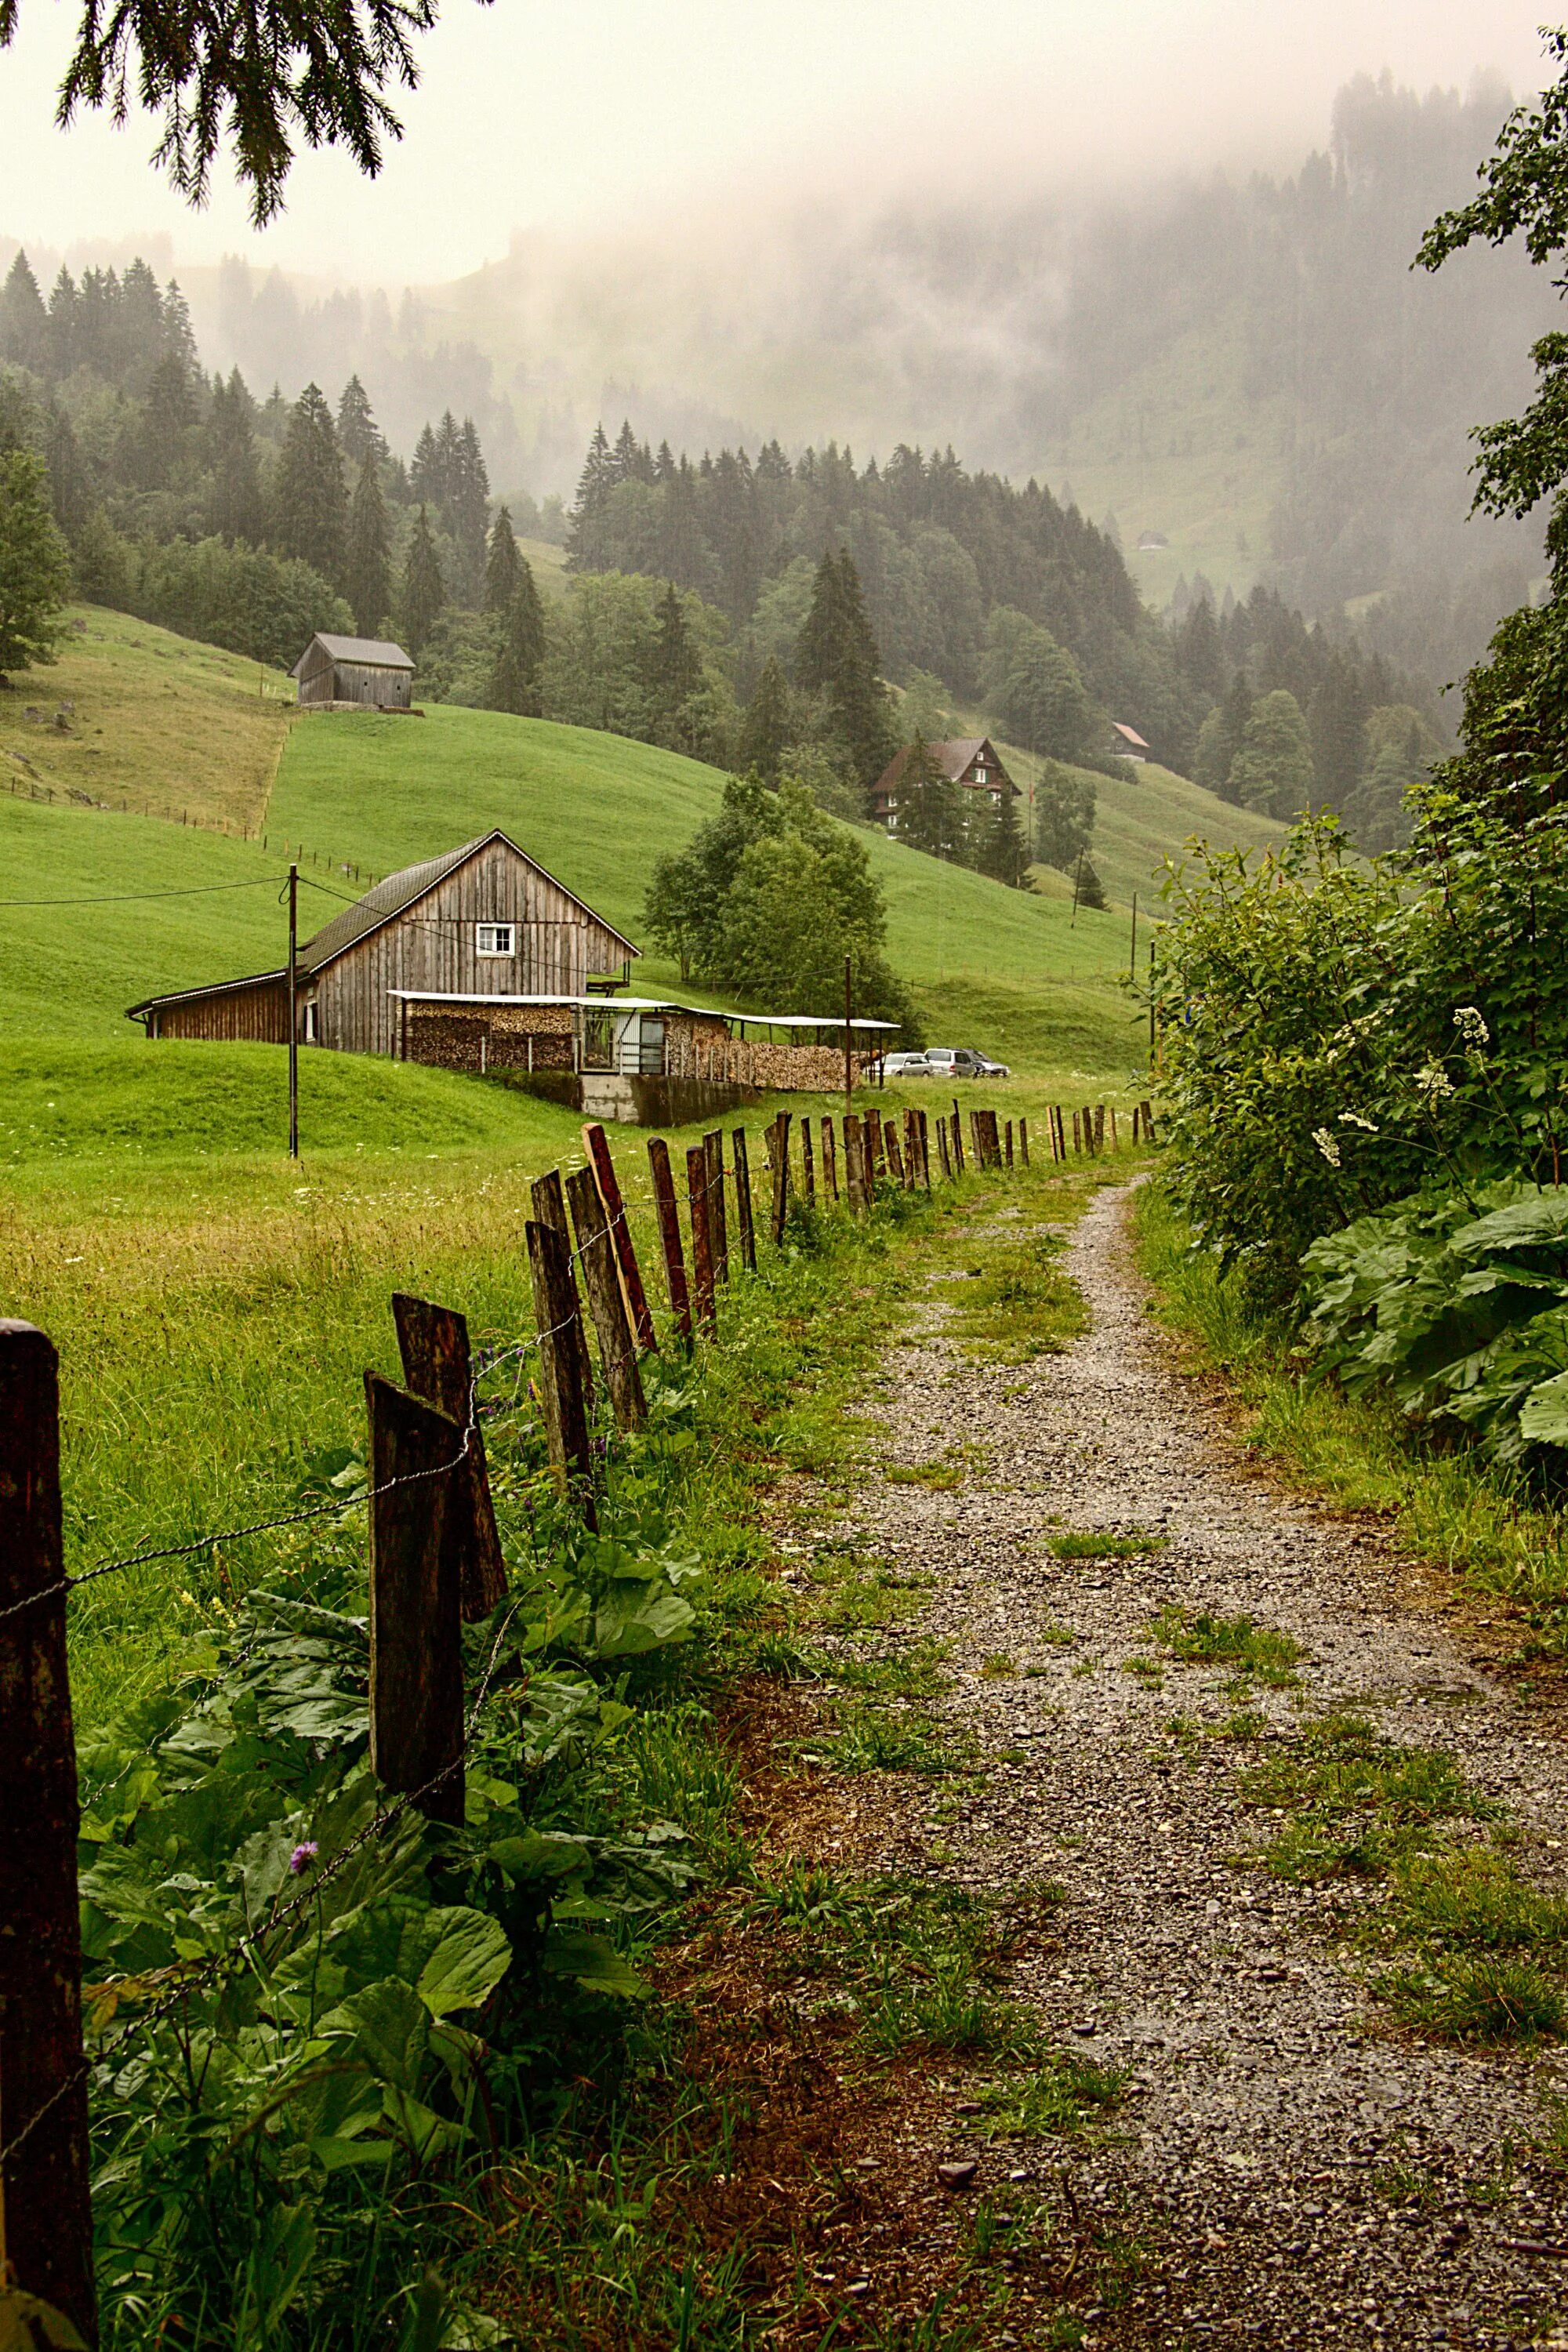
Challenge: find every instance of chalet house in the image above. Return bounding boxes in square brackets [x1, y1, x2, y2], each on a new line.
[127, 832, 640, 1059]
[869, 738, 1019, 835]
[291, 633, 416, 710]
[1109, 721, 1151, 763]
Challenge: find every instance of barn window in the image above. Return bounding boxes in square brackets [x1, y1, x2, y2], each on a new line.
[476, 924, 515, 957]
[303, 1001, 318, 1043]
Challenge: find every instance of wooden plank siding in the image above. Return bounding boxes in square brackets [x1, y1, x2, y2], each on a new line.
[150, 979, 289, 1043]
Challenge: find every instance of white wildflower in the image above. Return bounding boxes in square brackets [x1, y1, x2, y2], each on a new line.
[1453, 1005, 1490, 1050]
[1338, 1112, 1379, 1133]
[1312, 1127, 1342, 1167]
[1414, 1062, 1456, 1102]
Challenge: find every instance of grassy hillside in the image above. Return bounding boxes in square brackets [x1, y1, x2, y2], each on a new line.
[994, 742, 1286, 910]
[1, 606, 292, 830]
[270, 702, 1142, 1071]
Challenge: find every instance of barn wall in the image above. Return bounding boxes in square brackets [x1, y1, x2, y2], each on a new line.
[331, 662, 412, 710]
[147, 980, 290, 1043]
[314, 841, 633, 1056]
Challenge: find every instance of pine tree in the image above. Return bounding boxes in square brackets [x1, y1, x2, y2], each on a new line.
[488, 559, 546, 716]
[336, 376, 386, 466]
[568, 423, 615, 570]
[450, 418, 491, 604]
[273, 383, 347, 583]
[0, 251, 50, 376]
[795, 548, 897, 801]
[978, 783, 1029, 886]
[133, 351, 198, 492]
[206, 369, 263, 543]
[344, 451, 393, 635]
[399, 504, 444, 658]
[485, 503, 521, 612]
[896, 735, 964, 858]
[739, 655, 791, 783]
[1073, 853, 1107, 913]
[0, 447, 72, 680]
[648, 581, 702, 726]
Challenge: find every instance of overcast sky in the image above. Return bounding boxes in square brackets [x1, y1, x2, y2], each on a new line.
[0, 0, 1557, 286]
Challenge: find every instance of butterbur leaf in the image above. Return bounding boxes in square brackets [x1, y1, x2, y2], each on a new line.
[416, 1907, 512, 2016]
[487, 1829, 591, 1880]
[322, 1975, 429, 2091]
[593, 1578, 697, 1658]
[1520, 1368, 1568, 1443]
[0, 2291, 90, 2351]
[541, 1926, 648, 1996]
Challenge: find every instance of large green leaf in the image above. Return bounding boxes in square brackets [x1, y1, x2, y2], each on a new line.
[416, 1908, 512, 2017]
[1449, 1189, 1568, 1258]
[541, 1926, 648, 1997]
[1520, 1368, 1568, 1443]
[593, 1578, 697, 1659]
[322, 1975, 429, 2091]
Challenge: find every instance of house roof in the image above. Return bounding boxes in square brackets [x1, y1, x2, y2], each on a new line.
[290, 633, 414, 677]
[1111, 721, 1152, 750]
[871, 737, 1018, 798]
[125, 832, 640, 1021]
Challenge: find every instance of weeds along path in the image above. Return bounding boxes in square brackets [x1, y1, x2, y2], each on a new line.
[799, 1177, 1568, 2350]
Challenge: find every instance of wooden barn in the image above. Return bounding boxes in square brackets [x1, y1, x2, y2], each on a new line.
[127, 832, 640, 1058]
[869, 737, 1018, 834]
[291, 634, 416, 710]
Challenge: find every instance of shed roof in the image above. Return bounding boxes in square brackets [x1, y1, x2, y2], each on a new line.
[1111, 720, 1152, 750]
[290, 633, 414, 677]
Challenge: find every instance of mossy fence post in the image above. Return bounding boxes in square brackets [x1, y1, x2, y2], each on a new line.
[390, 1293, 506, 1618]
[0, 1322, 96, 2346]
[365, 1371, 466, 1825]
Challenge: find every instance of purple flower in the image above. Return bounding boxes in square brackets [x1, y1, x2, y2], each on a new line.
[289, 1842, 319, 1875]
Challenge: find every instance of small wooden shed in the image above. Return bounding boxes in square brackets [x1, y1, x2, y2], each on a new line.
[291, 634, 415, 710]
[127, 831, 640, 1058]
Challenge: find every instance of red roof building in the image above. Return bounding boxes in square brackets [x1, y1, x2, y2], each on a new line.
[869, 737, 1020, 833]
[1110, 721, 1151, 761]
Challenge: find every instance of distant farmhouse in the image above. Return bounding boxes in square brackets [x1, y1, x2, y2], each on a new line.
[1109, 722, 1151, 763]
[291, 633, 416, 710]
[869, 737, 1019, 835]
[128, 833, 639, 1059]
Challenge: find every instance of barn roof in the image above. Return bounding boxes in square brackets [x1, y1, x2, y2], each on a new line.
[297, 831, 641, 973]
[290, 633, 414, 677]
[1111, 720, 1152, 750]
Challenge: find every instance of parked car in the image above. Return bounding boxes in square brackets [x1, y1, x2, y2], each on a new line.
[882, 1050, 935, 1077]
[922, 1047, 1011, 1080]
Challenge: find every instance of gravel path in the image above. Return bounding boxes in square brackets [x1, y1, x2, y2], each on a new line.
[840, 1180, 1568, 2350]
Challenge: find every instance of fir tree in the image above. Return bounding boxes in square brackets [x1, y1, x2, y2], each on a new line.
[273, 383, 347, 583]
[0, 447, 71, 680]
[485, 504, 521, 612]
[0, 250, 50, 376]
[488, 559, 546, 717]
[568, 423, 615, 570]
[133, 351, 198, 492]
[977, 783, 1029, 886]
[739, 654, 791, 783]
[399, 504, 444, 658]
[344, 451, 393, 635]
[648, 581, 702, 726]
[896, 735, 964, 858]
[206, 369, 263, 543]
[795, 547, 897, 800]
[1073, 853, 1107, 913]
[336, 375, 386, 466]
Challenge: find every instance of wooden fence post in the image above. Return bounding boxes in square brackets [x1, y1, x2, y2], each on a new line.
[1143, 1100, 1158, 1144]
[731, 1129, 758, 1272]
[968, 1110, 983, 1170]
[936, 1116, 953, 1181]
[566, 1167, 647, 1430]
[1109, 1106, 1119, 1151]
[0, 1323, 96, 2346]
[686, 1145, 717, 1332]
[1094, 1104, 1106, 1153]
[885, 1119, 906, 1187]
[525, 1220, 599, 1525]
[531, 1170, 595, 1407]
[1005, 1120, 1014, 1168]
[800, 1116, 815, 1204]
[916, 1108, 931, 1189]
[843, 1111, 869, 1214]
[391, 1293, 506, 1620]
[1072, 1109, 1081, 1156]
[822, 1116, 839, 1203]
[648, 1139, 692, 1342]
[583, 1122, 656, 1352]
[950, 1099, 966, 1172]
[365, 1371, 466, 1826]
[1019, 1117, 1030, 1168]
[775, 1111, 794, 1241]
[866, 1112, 884, 1184]
[703, 1130, 729, 1283]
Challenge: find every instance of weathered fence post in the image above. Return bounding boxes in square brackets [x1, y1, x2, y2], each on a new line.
[800, 1116, 816, 1204]
[843, 1111, 869, 1214]
[583, 1123, 656, 1352]
[1094, 1104, 1106, 1153]
[764, 1112, 793, 1243]
[365, 1371, 466, 1825]
[648, 1139, 693, 1341]
[1019, 1118, 1030, 1168]
[822, 1116, 839, 1203]
[525, 1220, 599, 1524]
[936, 1116, 953, 1181]
[566, 1167, 648, 1430]
[392, 1294, 506, 1620]
[866, 1112, 884, 1184]
[0, 1323, 96, 2346]
[686, 1145, 717, 1332]
[531, 1170, 595, 1406]
[703, 1130, 729, 1284]
[968, 1111, 983, 1170]
[950, 1100, 966, 1173]
[1143, 1101, 1158, 1145]
[885, 1119, 906, 1186]
[1109, 1107, 1119, 1152]
[731, 1129, 758, 1272]
[1072, 1109, 1081, 1156]
[1005, 1120, 1014, 1168]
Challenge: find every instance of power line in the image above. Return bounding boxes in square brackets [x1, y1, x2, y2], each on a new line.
[0, 876, 288, 908]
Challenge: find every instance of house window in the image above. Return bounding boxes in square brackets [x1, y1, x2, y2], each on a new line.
[476, 924, 515, 957]
[303, 1001, 318, 1043]
[975, 767, 988, 785]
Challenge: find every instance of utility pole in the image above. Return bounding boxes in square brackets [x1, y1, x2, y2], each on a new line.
[288, 863, 299, 1160]
[843, 953, 855, 1112]
[1131, 890, 1138, 976]
[1071, 848, 1084, 927]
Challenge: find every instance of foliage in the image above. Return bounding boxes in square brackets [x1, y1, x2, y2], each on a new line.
[644, 772, 918, 1029]
[0, 445, 71, 676]
[979, 606, 1100, 764]
[400, 506, 444, 662]
[895, 733, 965, 859]
[487, 563, 546, 718]
[272, 383, 347, 584]
[1033, 759, 1096, 873]
[794, 546, 898, 797]
[343, 451, 392, 637]
[118, 535, 350, 670]
[539, 571, 735, 765]
[1073, 852, 1105, 912]
[1227, 686, 1315, 818]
